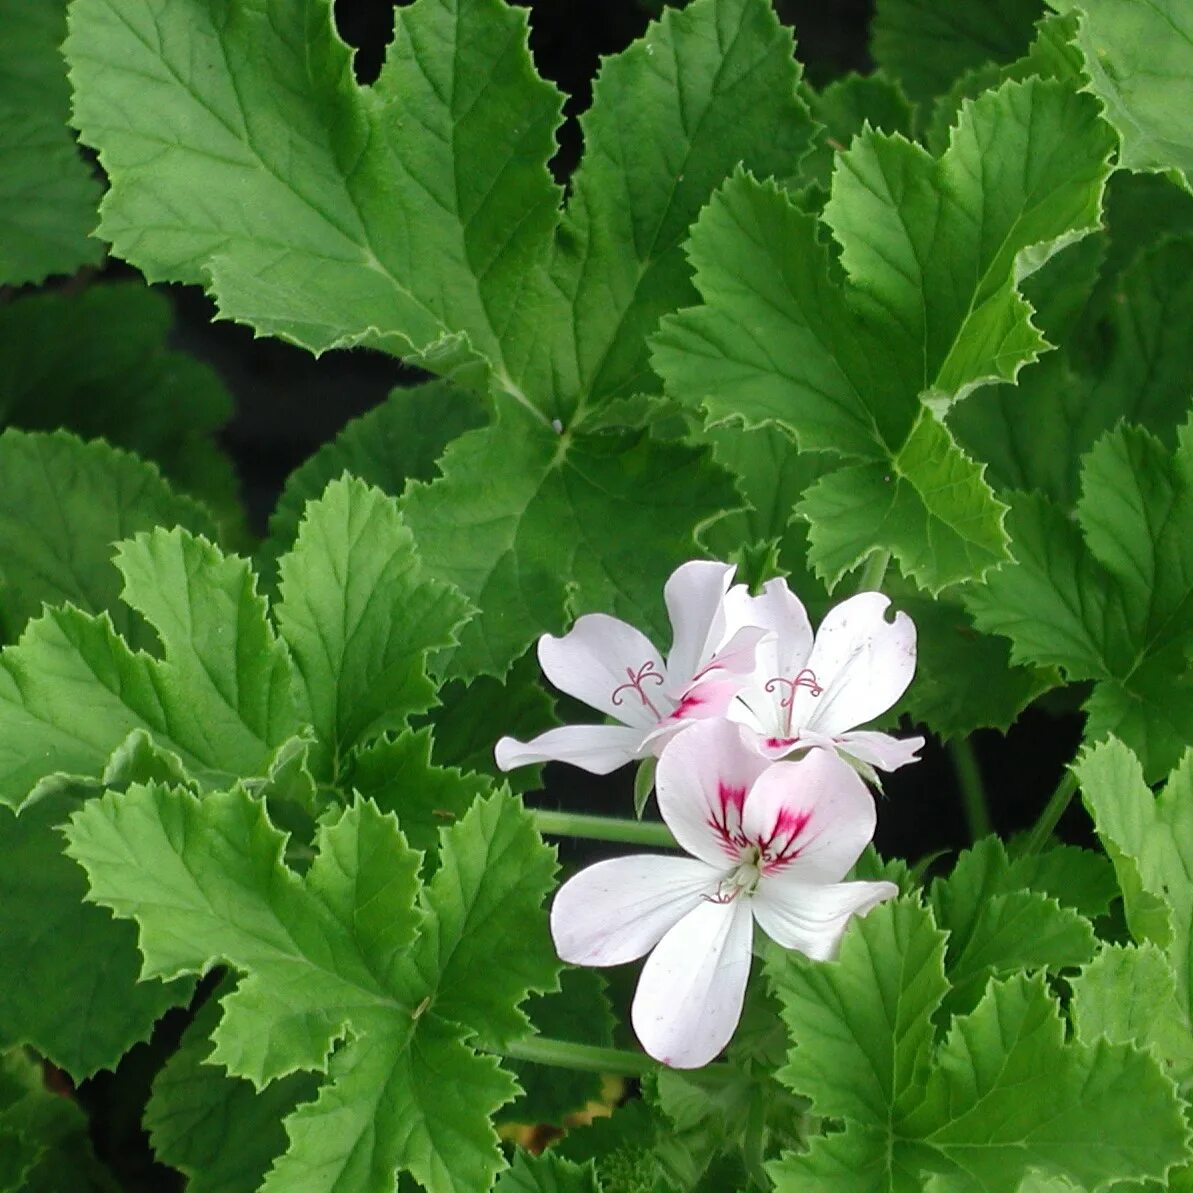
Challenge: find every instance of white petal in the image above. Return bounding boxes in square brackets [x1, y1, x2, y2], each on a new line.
[723, 576, 814, 682]
[655, 719, 771, 868]
[662, 561, 737, 688]
[836, 730, 925, 773]
[740, 748, 877, 884]
[538, 614, 669, 730]
[751, 879, 897, 960]
[494, 724, 646, 775]
[631, 897, 754, 1068]
[793, 593, 917, 737]
[550, 855, 720, 966]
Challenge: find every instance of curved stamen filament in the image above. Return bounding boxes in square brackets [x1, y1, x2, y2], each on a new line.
[611, 659, 666, 719]
[764, 669, 823, 733]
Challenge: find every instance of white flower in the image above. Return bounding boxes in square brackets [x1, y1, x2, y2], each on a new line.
[722, 581, 924, 778]
[550, 719, 897, 1068]
[494, 561, 764, 776]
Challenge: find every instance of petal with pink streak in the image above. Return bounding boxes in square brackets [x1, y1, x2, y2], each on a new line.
[550, 855, 720, 967]
[836, 729, 925, 772]
[740, 748, 877, 885]
[655, 719, 771, 869]
[751, 879, 897, 960]
[791, 593, 917, 737]
[538, 613, 668, 729]
[494, 724, 647, 775]
[631, 897, 754, 1068]
[662, 560, 737, 690]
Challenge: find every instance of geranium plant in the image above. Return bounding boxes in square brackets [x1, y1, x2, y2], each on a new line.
[2, 0, 1193, 1189]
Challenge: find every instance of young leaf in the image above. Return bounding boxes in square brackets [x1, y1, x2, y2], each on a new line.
[145, 981, 320, 1193]
[654, 79, 1113, 591]
[0, 787, 189, 1079]
[0, 527, 297, 807]
[65, 785, 559, 1193]
[0, 430, 215, 643]
[0, 0, 102, 284]
[494, 1152, 602, 1193]
[1077, 739, 1193, 1019]
[1053, 0, 1193, 192]
[274, 477, 472, 780]
[871, 0, 1046, 101]
[967, 422, 1193, 778]
[401, 408, 741, 679]
[0, 284, 239, 528]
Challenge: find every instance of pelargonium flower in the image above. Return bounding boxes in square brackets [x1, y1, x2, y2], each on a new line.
[550, 719, 897, 1068]
[722, 581, 924, 778]
[494, 561, 764, 776]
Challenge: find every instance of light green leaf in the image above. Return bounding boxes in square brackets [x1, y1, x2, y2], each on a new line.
[798, 412, 1009, 593]
[891, 595, 1058, 739]
[0, 284, 239, 529]
[1071, 943, 1193, 1079]
[929, 837, 1096, 1012]
[655, 79, 1111, 591]
[275, 476, 471, 781]
[871, 0, 1046, 100]
[145, 981, 320, 1193]
[401, 408, 740, 679]
[264, 381, 487, 568]
[0, 526, 298, 807]
[967, 422, 1193, 778]
[1077, 739, 1193, 1021]
[66, 785, 558, 1193]
[1052, 0, 1193, 191]
[0, 786, 189, 1079]
[1006, 844, 1119, 920]
[0, 430, 215, 643]
[0, 0, 102, 284]
[495, 1152, 602, 1193]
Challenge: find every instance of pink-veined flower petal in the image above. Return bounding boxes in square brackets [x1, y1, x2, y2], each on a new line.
[550, 855, 721, 966]
[751, 878, 897, 960]
[494, 724, 647, 775]
[662, 560, 738, 693]
[538, 614, 669, 730]
[792, 593, 917, 737]
[836, 729, 925, 772]
[655, 719, 771, 868]
[631, 896, 754, 1068]
[741, 748, 877, 884]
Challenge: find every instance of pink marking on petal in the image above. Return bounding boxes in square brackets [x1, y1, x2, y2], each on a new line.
[765, 736, 798, 751]
[706, 781, 749, 859]
[758, 807, 812, 874]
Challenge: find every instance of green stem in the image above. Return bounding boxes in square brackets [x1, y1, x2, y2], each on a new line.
[949, 737, 991, 842]
[499, 1034, 657, 1077]
[532, 809, 678, 849]
[1023, 771, 1078, 856]
[856, 549, 891, 594]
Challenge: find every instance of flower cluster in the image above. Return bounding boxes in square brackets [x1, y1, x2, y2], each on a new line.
[496, 561, 922, 1068]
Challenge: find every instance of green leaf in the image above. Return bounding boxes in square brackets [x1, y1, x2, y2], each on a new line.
[401, 408, 741, 679]
[1006, 843, 1119, 920]
[1077, 739, 1193, 1023]
[145, 981, 320, 1193]
[0, 0, 102, 284]
[654, 79, 1112, 591]
[1053, 0, 1193, 192]
[345, 727, 494, 866]
[0, 430, 216, 642]
[871, 0, 1046, 100]
[264, 381, 487, 568]
[967, 422, 1193, 778]
[0, 284, 239, 529]
[0, 788, 190, 1079]
[495, 1152, 602, 1193]
[65, 784, 558, 1193]
[891, 595, 1058, 739]
[1071, 943, 1193, 1079]
[0, 526, 298, 807]
[275, 476, 471, 781]
[798, 411, 1009, 593]
[929, 837, 1096, 1012]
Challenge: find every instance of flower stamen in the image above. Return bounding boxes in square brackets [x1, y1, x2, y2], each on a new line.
[765, 669, 823, 733]
[611, 660, 666, 719]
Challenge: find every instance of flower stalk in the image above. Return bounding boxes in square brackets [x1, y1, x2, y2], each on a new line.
[498, 1034, 658, 1077]
[532, 809, 678, 849]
